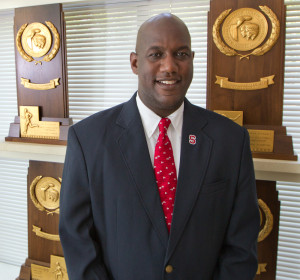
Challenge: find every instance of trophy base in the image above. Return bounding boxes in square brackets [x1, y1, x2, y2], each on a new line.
[6, 116, 72, 146]
[16, 258, 49, 280]
[244, 124, 298, 161]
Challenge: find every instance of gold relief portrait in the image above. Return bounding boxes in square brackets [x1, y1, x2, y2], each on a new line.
[222, 8, 268, 52]
[21, 22, 52, 58]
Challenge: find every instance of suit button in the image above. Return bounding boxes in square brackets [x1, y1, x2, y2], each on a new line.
[165, 265, 173, 273]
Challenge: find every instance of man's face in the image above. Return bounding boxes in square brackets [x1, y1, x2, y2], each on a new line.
[130, 17, 194, 117]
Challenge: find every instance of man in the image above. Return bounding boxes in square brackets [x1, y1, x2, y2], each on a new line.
[59, 13, 260, 280]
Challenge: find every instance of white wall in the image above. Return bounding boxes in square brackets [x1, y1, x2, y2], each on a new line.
[0, 0, 82, 10]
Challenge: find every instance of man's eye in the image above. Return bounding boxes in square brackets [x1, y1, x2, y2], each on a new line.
[176, 51, 189, 57]
[149, 53, 162, 58]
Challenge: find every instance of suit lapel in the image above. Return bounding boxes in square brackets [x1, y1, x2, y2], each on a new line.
[116, 94, 169, 247]
[166, 100, 213, 261]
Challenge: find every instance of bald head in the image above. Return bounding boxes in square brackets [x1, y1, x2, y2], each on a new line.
[130, 13, 194, 117]
[135, 13, 192, 53]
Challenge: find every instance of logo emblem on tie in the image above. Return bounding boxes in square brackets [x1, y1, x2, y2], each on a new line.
[189, 135, 196, 145]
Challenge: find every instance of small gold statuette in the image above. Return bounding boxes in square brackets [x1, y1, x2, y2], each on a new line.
[31, 255, 69, 280]
[21, 77, 60, 90]
[20, 106, 60, 139]
[214, 110, 243, 126]
[30, 175, 61, 215]
[215, 75, 275, 90]
[213, 6, 280, 60]
[248, 129, 274, 153]
[257, 263, 267, 275]
[16, 21, 60, 65]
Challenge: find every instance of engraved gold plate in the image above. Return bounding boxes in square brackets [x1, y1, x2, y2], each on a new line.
[215, 75, 275, 90]
[248, 129, 274, 153]
[222, 8, 268, 51]
[20, 106, 60, 139]
[31, 263, 50, 279]
[214, 110, 243, 126]
[21, 22, 52, 58]
[31, 255, 69, 280]
[30, 175, 61, 214]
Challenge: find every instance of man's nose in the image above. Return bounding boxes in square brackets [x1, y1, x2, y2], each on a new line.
[160, 55, 178, 73]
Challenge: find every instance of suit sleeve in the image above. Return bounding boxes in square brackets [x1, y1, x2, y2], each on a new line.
[59, 126, 111, 280]
[213, 129, 260, 280]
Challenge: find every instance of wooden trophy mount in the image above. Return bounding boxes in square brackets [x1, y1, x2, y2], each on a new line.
[6, 4, 72, 145]
[256, 180, 280, 280]
[207, 1, 295, 279]
[207, 0, 297, 161]
[17, 161, 67, 280]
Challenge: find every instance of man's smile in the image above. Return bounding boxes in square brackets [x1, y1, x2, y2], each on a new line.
[155, 79, 181, 87]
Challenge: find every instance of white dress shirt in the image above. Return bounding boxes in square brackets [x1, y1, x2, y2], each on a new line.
[136, 94, 184, 177]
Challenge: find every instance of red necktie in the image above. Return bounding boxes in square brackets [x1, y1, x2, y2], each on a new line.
[154, 118, 177, 232]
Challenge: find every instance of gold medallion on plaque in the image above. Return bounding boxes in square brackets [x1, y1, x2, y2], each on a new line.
[213, 6, 280, 60]
[30, 175, 61, 215]
[222, 8, 268, 52]
[16, 21, 60, 64]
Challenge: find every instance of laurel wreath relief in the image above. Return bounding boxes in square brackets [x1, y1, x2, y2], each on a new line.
[16, 21, 60, 64]
[30, 175, 62, 215]
[258, 198, 274, 242]
[213, 6, 280, 60]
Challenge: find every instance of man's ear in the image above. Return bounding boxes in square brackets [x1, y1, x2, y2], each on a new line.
[130, 52, 138, 75]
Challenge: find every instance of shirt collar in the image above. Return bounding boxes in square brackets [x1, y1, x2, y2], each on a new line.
[136, 93, 184, 138]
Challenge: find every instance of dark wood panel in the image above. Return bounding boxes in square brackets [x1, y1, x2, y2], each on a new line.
[256, 180, 280, 280]
[27, 161, 64, 263]
[207, 0, 285, 126]
[14, 4, 68, 118]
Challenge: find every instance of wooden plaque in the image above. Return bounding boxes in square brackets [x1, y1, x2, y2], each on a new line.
[14, 4, 68, 118]
[207, 0, 285, 125]
[17, 161, 65, 280]
[206, 1, 289, 279]
[207, 0, 297, 161]
[6, 4, 71, 145]
[256, 181, 280, 280]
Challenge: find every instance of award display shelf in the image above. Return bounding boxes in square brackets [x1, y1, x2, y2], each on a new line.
[0, 141, 299, 183]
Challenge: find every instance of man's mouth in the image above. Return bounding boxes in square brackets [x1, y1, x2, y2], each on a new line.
[156, 80, 179, 85]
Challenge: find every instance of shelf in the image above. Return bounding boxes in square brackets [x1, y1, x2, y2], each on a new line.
[253, 158, 300, 183]
[0, 141, 66, 163]
[0, 141, 300, 183]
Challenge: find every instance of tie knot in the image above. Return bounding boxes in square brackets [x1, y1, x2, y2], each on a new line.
[158, 118, 171, 133]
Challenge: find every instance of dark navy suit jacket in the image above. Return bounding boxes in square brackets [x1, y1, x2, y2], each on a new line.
[59, 93, 260, 280]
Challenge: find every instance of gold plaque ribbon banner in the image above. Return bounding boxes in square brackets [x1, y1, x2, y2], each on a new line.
[215, 75, 275, 90]
[32, 225, 60, 241]
[21, 78, 60, 90]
